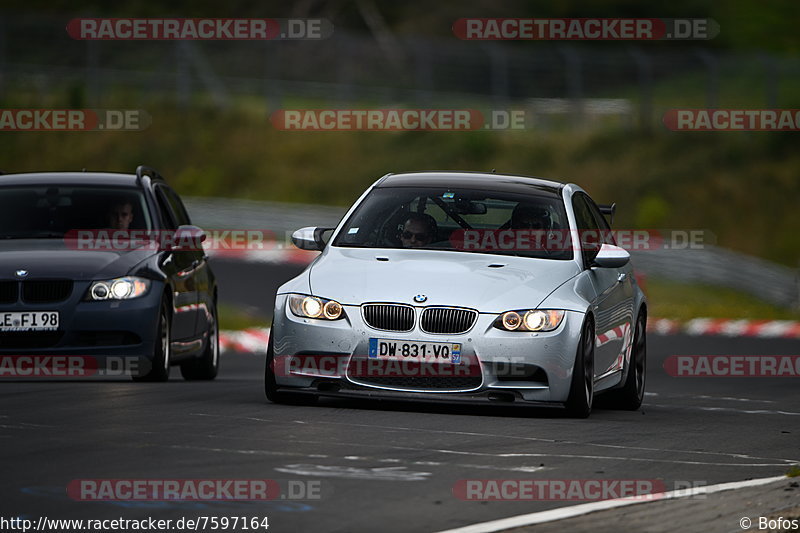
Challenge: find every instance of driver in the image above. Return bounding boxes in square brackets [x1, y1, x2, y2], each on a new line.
[510, 204, 551, 231]
[399, 213, 438, 248]
[106, 200, 134, 230]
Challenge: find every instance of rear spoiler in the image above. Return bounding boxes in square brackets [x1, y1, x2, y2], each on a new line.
[598, 203, 616, 224]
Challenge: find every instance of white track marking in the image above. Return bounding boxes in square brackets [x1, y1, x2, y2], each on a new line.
[189, 413, 799, 466]
[648, 403, 800, 416]
[691, 395, 774, 403]
[434, 475, 788, 533]
[285, 437, 792, 466]
[166, 444, 330, 458]
[275, 464, 431, 481]
[163, 441, 547, 474]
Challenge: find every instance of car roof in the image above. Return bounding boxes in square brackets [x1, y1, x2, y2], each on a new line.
[0, 171, 143, 187]
[375, 171, 566, 195]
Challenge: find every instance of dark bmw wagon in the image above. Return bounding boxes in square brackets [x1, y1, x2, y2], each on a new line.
[0, 166, 218, 381]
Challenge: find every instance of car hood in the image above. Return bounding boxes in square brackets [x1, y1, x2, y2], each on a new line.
[0, 239, 156, 281]
[308, 247, 581, 313]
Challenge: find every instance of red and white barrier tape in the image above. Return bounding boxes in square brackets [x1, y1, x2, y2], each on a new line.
[648, 318, 800, 338]
[218, 318, 800, 354]
[219, 328, 270, 353]
[204, 245, 317, 264]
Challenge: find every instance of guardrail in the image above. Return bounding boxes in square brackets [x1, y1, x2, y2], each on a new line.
[185, 196, 799, 309]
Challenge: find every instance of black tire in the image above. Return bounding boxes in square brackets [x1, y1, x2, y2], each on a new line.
[133, 296, 171, 382]
[180, 299, 220, 381]
[264, 324, 317, 406]
[565, 316, 595, 418]
[602, 311, 647, 410]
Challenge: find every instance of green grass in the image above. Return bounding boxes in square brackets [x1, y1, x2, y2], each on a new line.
[217, 303, 270, 331]
[2, 91, 799, 267]
[644, 278, 800, 321]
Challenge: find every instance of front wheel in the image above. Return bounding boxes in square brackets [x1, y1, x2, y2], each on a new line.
[565, 316, 594, 418]
[602, 311, 646, 410]
[180, 300, 219, 381]
[133, 297, 171, 382]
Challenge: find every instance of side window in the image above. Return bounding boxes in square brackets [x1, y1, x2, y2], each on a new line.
[155, 188, 176, 230]
[571, 193, 597, 231]
[162, 187, 191, 226]
[585, 197, 616, 246]
[571, 193, 601, 265]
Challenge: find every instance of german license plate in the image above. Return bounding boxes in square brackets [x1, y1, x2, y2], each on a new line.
[0, 311, 60, 332]
[368, 338, 461, 364]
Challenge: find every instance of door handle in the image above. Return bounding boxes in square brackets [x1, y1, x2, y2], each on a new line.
[617, 272, 627, 283]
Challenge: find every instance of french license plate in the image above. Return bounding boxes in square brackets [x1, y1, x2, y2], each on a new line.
[0, 311, 60, 332]
[369, 338, 461, 364]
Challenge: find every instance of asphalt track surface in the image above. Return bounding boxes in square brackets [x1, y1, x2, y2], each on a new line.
[1, 259, 798, 533]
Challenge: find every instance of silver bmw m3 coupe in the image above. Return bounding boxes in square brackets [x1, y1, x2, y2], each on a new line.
[265, 171, 647, 417]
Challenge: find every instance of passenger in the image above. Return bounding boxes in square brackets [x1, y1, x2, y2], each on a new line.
[510, 204, 551, 231]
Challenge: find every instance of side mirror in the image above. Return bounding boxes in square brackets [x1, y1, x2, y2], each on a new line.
[171, 225, 206, 251]
[291, 226, 334, 252]
[592, 243, 630, 268]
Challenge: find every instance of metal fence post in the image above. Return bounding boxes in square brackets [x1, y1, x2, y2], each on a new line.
[559, 45, 583, 128]
[696, 50, 719, 108]
[488, 44, 509, 104]
[264, 41, 283, 113]
[414, 41, 434, 105]
[336, 36, 354, 104]
[0, 17, 5, 98]
[760, 53, 778, 107]
[629, 47, 653, 131]
[86, 39, 99, 106]
[175, 41, 190, 108]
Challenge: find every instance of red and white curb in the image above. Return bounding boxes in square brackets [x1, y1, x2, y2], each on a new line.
[204, 246, 317, 264]
[219, 318, 800, 355]
[219, 328, 269, 354]
[648, 318, 800, 338]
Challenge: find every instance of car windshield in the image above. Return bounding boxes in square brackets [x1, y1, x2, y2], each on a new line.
[333, 186, 573, 260]
[0, 185, 152, 238]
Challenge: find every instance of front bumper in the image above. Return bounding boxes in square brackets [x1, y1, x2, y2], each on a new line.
[0, 280, 163, 358]
[271, 294, 585, 403]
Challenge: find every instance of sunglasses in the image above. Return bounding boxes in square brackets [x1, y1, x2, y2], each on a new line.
[401, 231, 429, 240]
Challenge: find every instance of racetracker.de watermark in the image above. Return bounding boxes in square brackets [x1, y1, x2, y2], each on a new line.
[453, 18, 719, 40]
[67, 479, 323, 501]
[64, 229, 279, 252]
[0, 109, 149, 131]
[67, 18, 333, 40]
[453, 479, 667, 501]
[272, 109, 480, 131]
[663, 355, 800, 377]
[270, 109, 533, 131]
[0, 355, 150, 378]
[663, 109, 800, 131]
[273, 353, 482, 379]
[451, 229, 709, 252]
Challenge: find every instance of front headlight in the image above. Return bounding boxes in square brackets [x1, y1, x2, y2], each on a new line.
[494, 309, 565, 332]
[86, 276, 151, 301]
[288, 294, 345, 320]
